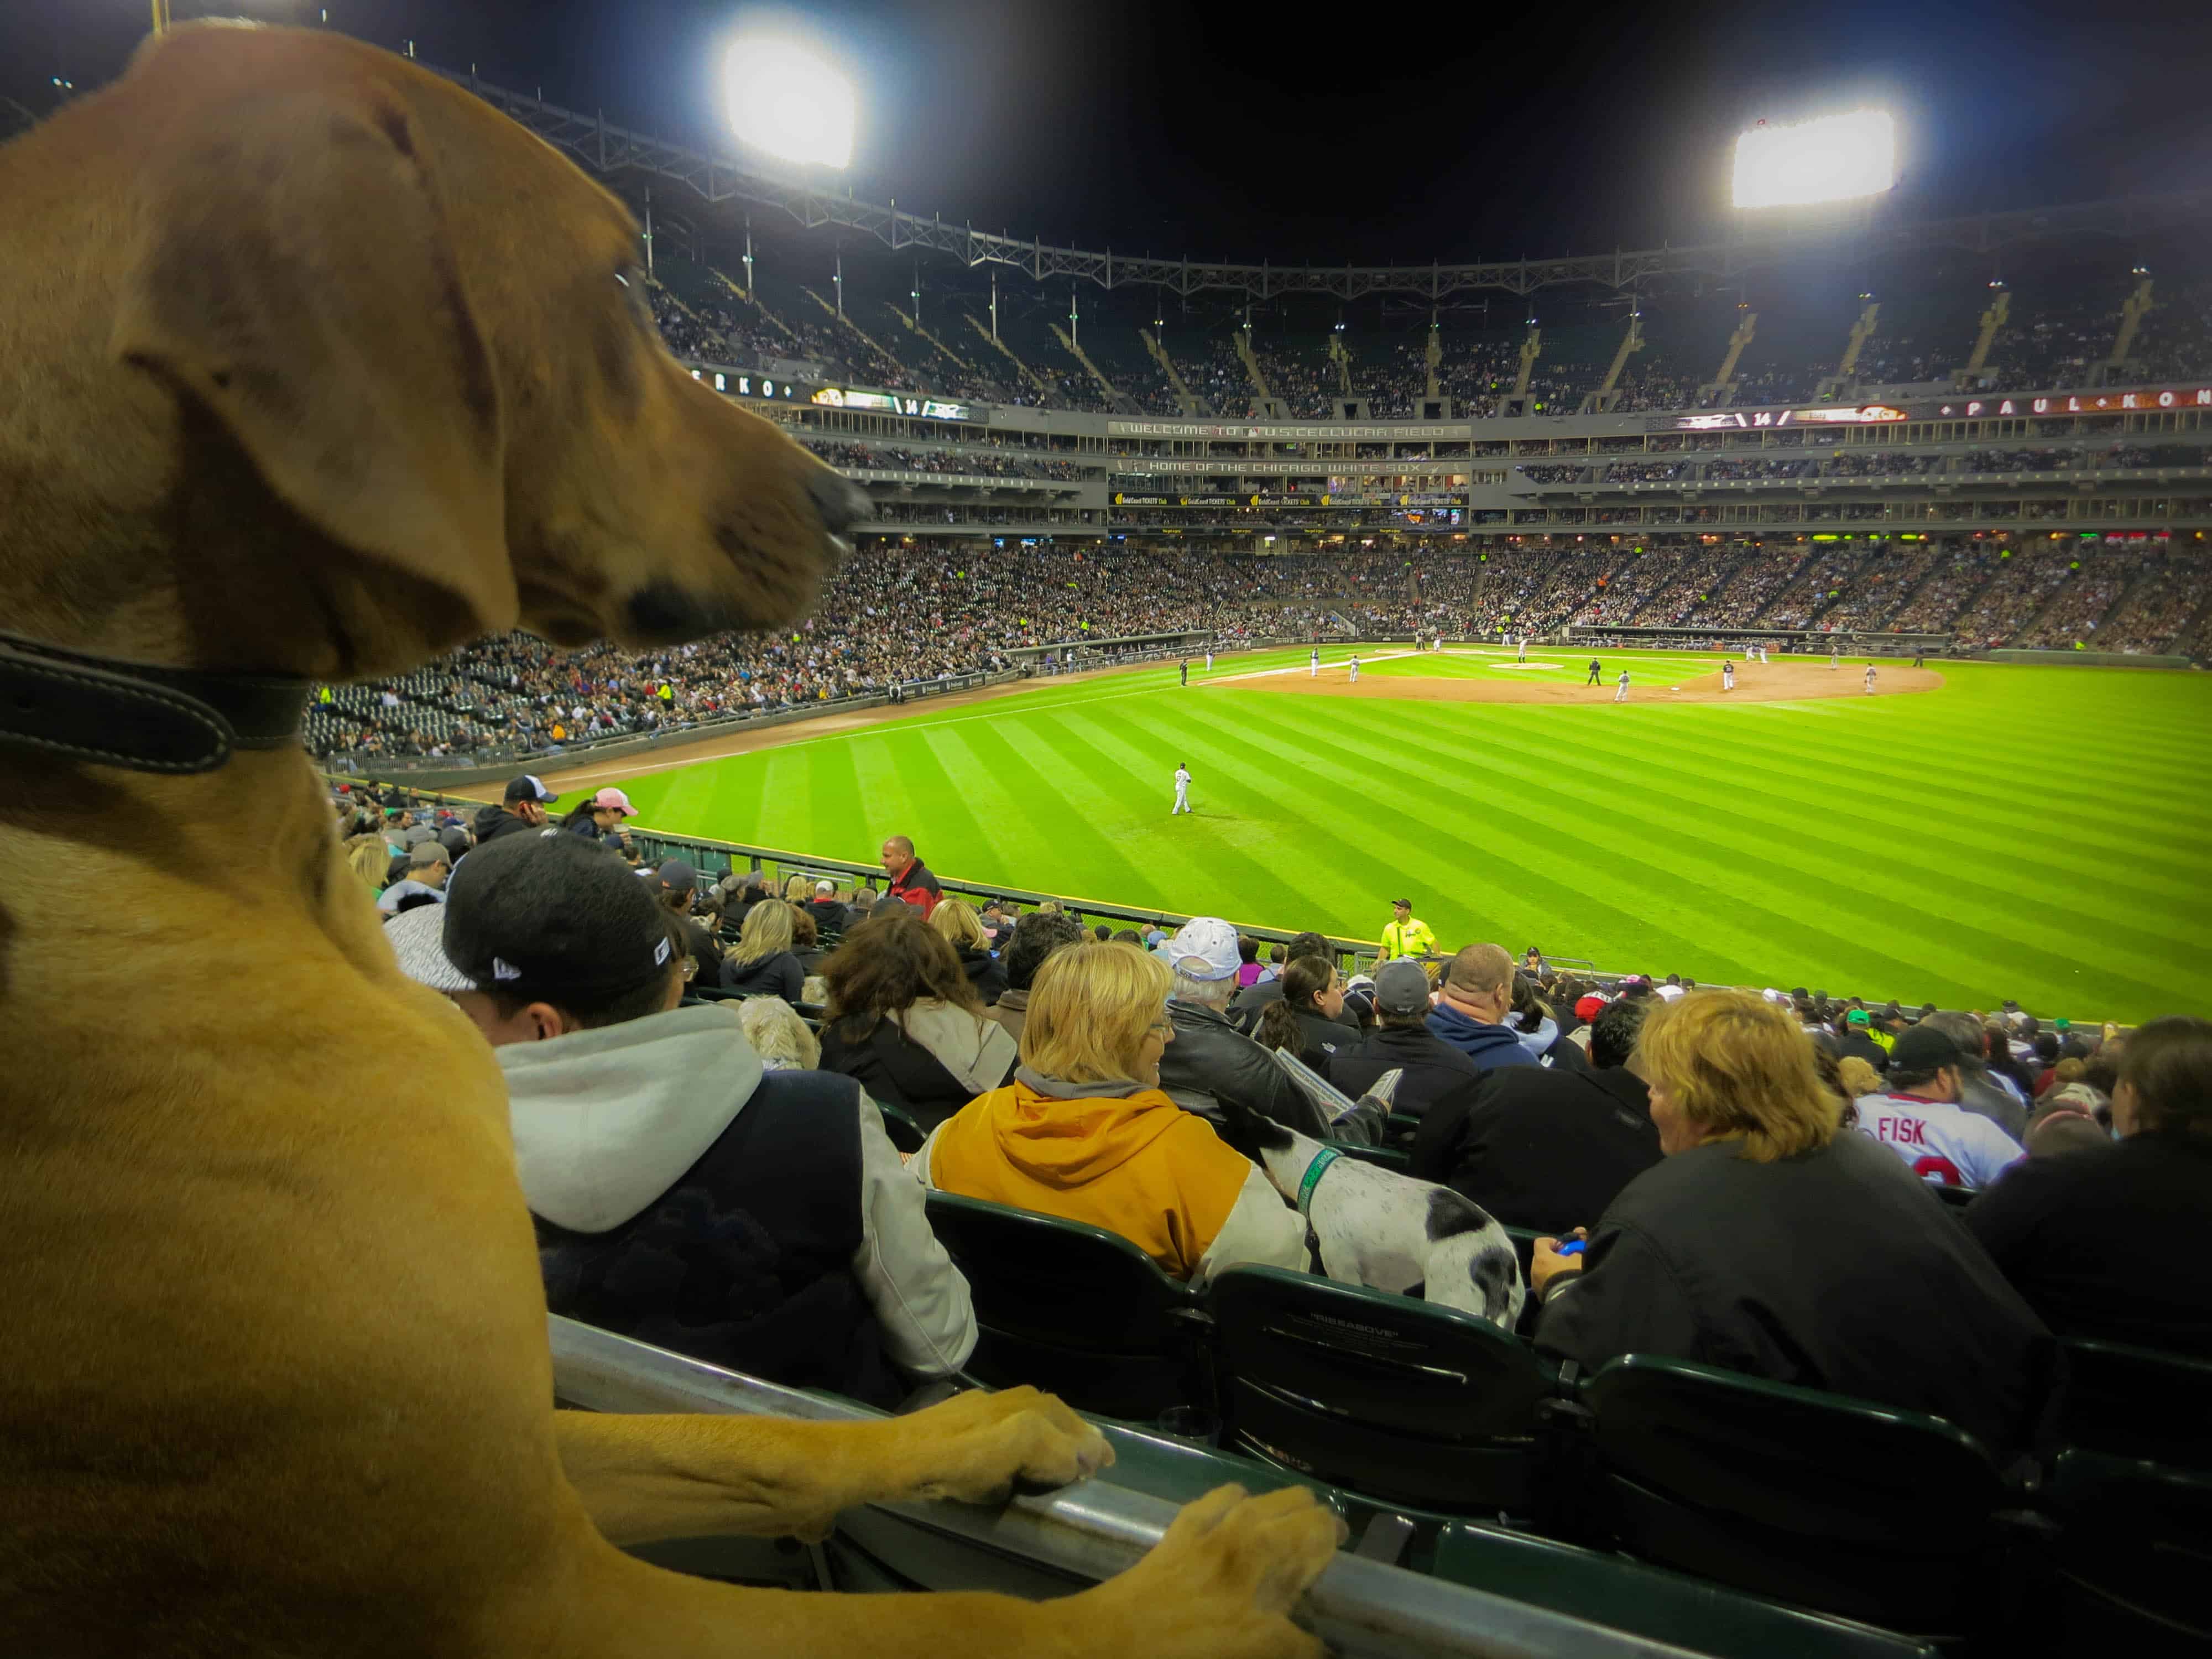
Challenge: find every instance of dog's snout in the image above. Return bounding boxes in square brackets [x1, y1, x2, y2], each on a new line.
[808, 468, 872, 538]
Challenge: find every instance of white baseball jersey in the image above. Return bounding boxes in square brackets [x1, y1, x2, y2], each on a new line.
[1173, 766, 1190, 800]
[1857, 1095, 2023, 1190]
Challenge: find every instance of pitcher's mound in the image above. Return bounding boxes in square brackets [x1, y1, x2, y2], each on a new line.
[1218, 660, 1943, 707]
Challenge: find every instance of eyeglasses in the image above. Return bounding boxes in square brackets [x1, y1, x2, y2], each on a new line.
[1146, 1015, 1175, 1038]
[677, 956, 698, 981]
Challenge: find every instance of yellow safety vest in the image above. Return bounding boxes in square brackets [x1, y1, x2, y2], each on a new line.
[1380, 919, 1436, 961]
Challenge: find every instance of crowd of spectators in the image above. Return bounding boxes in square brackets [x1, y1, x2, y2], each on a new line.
[361, 803, 2211, 1608]
[311, 533, 2206, 763]
[804, 440, 1088, 481]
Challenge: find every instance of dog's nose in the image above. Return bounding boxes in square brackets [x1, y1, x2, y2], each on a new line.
[809, 469, 872, 539]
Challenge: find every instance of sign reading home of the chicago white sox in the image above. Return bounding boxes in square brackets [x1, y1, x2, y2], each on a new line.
[1107, 420, 1467, 440]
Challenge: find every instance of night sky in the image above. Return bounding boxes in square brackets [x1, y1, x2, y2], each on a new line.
[6, 0, 2210, 264]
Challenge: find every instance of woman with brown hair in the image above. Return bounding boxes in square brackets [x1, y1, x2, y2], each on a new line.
[818, 906, 1018, 1130]
[1530, 989, 2057, 1457]
[1250, 956, 1355, 1071]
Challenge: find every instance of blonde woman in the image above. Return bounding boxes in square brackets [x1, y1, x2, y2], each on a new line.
[718, 894, 804, 1002]
[928, 899, 1007, 1005]
[1530, 989, 2057, 1458]
[781, 873, 813, 904]
[343, 834, 390, 898]
[915, 942, 1303, 1285]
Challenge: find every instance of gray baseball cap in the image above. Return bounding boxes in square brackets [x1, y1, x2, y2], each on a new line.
[1373, 958, 1433, 1016]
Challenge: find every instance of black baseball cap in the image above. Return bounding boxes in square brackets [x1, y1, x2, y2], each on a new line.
[1889, 1025, 1963, 1073]
[503, 774, 556, 804]
[440, 829, 674, 1007]
[657, 858, 698, 893]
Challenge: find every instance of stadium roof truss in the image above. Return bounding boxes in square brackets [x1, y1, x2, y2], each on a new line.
[441, 69, 2212, 302]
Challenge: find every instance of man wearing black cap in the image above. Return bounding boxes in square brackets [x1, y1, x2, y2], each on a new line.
[654, 859, 723, 986]
[471, 774, 556, 846]
[1857, 1025, 2026, 1190]
[1327, 959, 1480, 1120]
[387, 832, 975, 1407]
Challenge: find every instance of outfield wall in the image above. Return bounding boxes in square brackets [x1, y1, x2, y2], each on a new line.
[1985, 649, 2194, 668]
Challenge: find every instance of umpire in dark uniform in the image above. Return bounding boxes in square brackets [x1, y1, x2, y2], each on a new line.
[1585, 658, 1601, 686]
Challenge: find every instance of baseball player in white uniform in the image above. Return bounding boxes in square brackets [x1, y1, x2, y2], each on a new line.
[1348, 653, 1360, 684]
[1204, 648, 1214, 672]
[1864, 664, 1877, 696]
[1830, 648, 1840, 669]
[1722, 660, 1735, 692]
[1516, 635, 1527, 662]
[1310, 647, 1319, 679]
[1171, 763, 1192, 816]
[1614, 667, 1630, 703]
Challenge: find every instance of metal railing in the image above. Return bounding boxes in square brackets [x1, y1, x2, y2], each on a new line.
[549, 1317, 1697, 1659]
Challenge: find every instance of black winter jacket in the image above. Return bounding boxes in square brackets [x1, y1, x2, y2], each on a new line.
[1327, 1022, 1484, 1121]
[1410, 1064, 1660, 1234]
[1159, 1000, 1332, 1139]
[1535, 1129, 2059, 1458]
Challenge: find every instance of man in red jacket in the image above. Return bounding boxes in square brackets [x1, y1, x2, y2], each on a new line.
[880, 834, 942, 917]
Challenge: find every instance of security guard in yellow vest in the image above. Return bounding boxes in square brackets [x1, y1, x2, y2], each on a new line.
[1378, 899, 1437, 962]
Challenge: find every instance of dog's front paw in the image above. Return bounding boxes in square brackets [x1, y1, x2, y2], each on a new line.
[899, 1385, 1114, 1506]
[1076, 1484, 1344, 1658]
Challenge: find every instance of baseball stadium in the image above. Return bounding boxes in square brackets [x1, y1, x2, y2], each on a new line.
[5, 6, 2210, 1658]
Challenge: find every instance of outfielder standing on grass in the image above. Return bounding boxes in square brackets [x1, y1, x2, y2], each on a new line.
[1516, 635, 1528, 663]
[1178, 658, 1188, 687]
[1171, 762, 1192, 816]
[1310, 646, 1319, 678]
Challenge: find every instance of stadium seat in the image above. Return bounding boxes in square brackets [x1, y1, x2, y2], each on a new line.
[1931, 1183, 1977, 1212]
[874, 1099, 927, 1155]
[2057, 1338, 2212, 1469]
[1207, 1265, 1554, 1517]
[2034, 1448, 2212, 1652]
[921, 1191, 1209, 1423]
[1577, 1354, 2013, 1637]
[1430, 1522, 1940, 1659]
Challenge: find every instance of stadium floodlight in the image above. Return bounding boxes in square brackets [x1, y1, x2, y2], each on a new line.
[722, 35, 855, 169]
[1731, 110, 1897, 210]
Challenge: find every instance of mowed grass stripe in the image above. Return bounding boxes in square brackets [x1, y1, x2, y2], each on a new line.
[938, 713, 1159, 904]
[1227, 692, 2176, 1010]
[1160, 695, 1829, 986]
[611, 658, 2209, 1018]
[1552, 711, 2205, 891]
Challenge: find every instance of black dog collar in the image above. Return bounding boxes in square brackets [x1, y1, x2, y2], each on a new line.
[0, 628, 311, 775]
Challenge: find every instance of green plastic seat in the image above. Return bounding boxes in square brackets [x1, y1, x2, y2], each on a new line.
[922, 1191, 1207, 1423]
[2037, 1448, 2212, 1651]
[1432, 1522, 1940, 1659]
[1207, 1265, 1553, 1516]
[874, 1099, 926, 1155]
[2058, 1338, 2212, 1470]
[1580, 1354, 2010, 1637]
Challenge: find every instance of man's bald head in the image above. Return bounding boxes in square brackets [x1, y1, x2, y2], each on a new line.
[1443, 943, 1513, 999]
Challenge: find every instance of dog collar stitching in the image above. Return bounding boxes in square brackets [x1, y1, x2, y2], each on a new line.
[0, 629, 312, 775]
[1295, 1146, 1342, 1219]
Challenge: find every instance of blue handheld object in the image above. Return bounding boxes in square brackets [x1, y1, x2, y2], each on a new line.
[1556, 1239, 1587, 1257]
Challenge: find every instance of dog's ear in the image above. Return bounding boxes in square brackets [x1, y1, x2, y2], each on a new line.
[111, 78, 515, 632]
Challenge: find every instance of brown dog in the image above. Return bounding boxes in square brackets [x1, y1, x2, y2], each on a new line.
[0, 23, 1340, 1657]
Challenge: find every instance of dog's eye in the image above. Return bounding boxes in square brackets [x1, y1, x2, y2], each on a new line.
[615, 267, 653, 325]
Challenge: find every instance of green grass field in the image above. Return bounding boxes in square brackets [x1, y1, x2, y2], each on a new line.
[582, 646, 2211, 1021]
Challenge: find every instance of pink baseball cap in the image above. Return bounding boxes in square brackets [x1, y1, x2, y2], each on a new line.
[589, 787, 637, 817]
